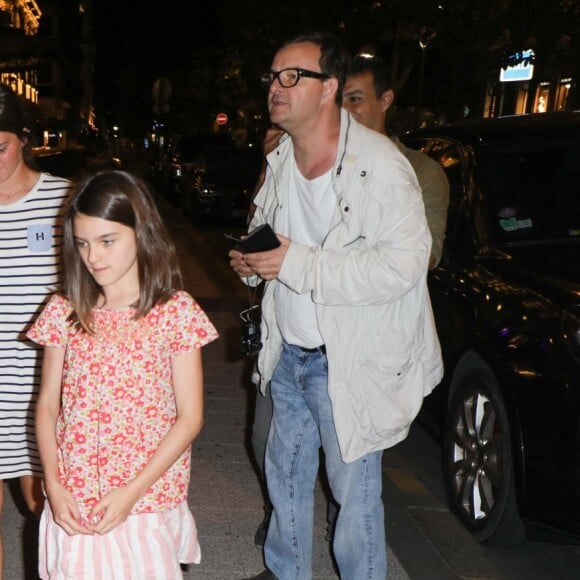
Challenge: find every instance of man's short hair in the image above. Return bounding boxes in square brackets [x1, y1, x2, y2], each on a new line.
[347, 55, 391, 98]
[281, 31, 349, 105]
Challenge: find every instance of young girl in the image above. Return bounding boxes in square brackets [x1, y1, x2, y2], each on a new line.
[27, 170, 218, 579]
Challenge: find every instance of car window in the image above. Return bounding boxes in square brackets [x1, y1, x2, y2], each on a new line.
[485, 139, 580, 246]
[406, 138, 471, 252]
[177, 134, 236, 159]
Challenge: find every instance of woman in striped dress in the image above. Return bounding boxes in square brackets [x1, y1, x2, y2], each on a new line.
[0, 84, 72, 578]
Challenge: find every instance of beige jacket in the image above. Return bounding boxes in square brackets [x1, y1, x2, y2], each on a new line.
[249, 110, 443, 462]
[394, 138, 450, 268]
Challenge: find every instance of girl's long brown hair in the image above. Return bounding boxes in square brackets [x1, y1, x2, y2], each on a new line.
[61, 170, 183, 332]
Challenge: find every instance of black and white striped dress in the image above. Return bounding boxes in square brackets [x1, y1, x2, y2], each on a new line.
[0, 173, 72, 479]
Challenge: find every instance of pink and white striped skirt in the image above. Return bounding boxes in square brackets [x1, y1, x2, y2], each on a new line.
[38, 501, 200, 579]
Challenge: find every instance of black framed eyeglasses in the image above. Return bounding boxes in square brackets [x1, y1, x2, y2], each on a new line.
[261, 68, 330, 89]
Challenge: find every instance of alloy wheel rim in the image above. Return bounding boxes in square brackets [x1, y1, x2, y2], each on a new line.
[448, 389, 503, 523]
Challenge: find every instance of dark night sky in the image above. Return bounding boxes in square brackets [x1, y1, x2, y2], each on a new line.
[92, 1, 224, 124]
[93, 1, 223, 72]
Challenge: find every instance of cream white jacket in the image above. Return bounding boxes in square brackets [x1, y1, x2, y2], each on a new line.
[249, 110, 443, 462]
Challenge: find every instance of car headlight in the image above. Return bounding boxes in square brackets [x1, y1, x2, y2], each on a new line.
[562, 305, 580, 359]
[198, 185, 220, 200]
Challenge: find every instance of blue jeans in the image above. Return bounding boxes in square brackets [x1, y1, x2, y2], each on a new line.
[264, 343, 387, 579]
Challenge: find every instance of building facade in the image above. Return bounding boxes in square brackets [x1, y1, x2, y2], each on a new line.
[484, 49, 577, 118]
[0, 0, 95, 148]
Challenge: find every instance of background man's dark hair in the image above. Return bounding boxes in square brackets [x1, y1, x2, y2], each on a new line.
[282, 31, 349, 105]
[347, 55, 391, 98]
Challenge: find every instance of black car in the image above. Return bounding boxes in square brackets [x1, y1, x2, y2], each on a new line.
[161, 133, 237, 205]
[401, 112, 580, 546]
[182, 146, 263, 223]
[33, 147, 121, 181]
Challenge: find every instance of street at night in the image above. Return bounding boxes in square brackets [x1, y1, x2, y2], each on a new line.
[2, 2, 580, 577]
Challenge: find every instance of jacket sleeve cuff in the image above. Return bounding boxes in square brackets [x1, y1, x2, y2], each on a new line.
[278, 242, 315, 293]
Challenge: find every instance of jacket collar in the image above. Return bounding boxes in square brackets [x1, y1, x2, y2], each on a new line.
[266, 108, 359, 179]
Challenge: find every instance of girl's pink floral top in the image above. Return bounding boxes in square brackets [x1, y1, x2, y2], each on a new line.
[27, 291, 218, 518]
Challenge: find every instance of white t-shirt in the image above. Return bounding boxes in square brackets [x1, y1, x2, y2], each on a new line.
[274, 158, 336, 348]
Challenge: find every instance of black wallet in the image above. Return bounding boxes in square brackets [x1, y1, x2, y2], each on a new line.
[225, 224, 281, 253]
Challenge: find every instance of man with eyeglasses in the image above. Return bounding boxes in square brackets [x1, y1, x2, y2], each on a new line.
[230, 31, 442, 580]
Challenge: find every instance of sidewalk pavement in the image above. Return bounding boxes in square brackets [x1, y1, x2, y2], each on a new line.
[181, 301, 410, 579]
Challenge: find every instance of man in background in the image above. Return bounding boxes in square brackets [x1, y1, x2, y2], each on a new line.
[343, 54, 449, 269]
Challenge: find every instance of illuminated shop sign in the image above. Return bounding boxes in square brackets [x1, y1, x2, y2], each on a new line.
[500, 49, 535, 82]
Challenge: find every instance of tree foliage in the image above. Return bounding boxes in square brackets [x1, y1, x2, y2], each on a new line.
[95, 1, 580, 138]
[216, 0, 580, 125]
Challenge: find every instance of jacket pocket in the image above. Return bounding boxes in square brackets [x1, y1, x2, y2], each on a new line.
[361, 351, 426, 439]
[370, 339, 424, 376]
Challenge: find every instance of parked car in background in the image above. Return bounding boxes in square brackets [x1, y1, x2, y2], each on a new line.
[159, 132, 237, 205]
[33, 147, 121, 181]
[181, 146, 263, 223]
[400, 112, 580, 546]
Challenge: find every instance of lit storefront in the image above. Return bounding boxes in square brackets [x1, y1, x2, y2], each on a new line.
[484, 49, 575, 117]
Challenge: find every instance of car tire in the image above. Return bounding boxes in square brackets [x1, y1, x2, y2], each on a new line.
[442, 364, 525, 546]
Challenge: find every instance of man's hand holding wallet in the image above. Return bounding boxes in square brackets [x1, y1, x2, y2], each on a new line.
[225, 223, 281, 253]
[227, 224, 289, 281]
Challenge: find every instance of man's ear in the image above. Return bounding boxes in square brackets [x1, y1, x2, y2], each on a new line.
[322, 77, 339, 103]
[380, 89, 395, 113]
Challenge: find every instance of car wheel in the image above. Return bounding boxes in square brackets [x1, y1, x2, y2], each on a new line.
[442, 365, 525, 546]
